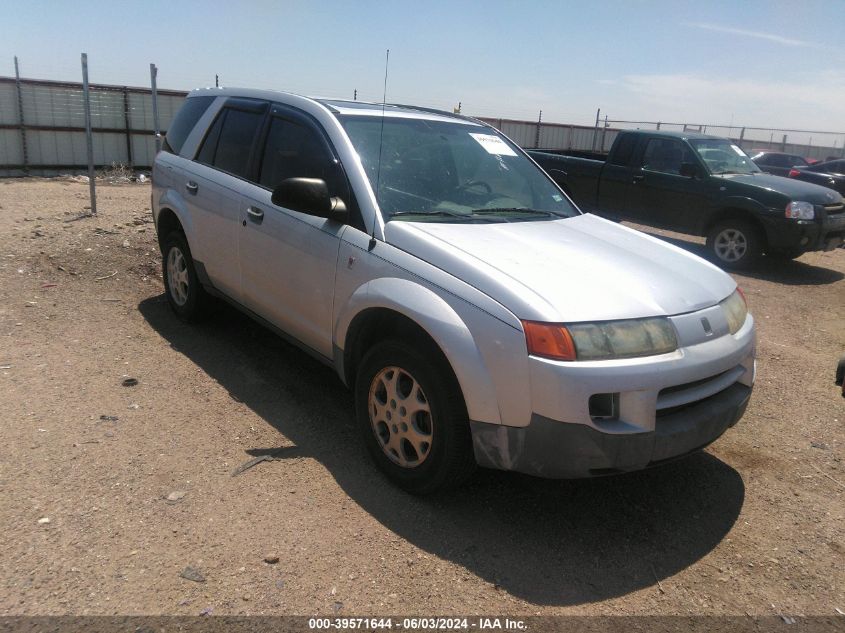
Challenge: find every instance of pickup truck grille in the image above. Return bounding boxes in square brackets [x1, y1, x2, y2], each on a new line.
[823, 203, 843, 215]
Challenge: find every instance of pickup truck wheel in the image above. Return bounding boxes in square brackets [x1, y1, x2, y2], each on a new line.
[355, 340, 475, 494]
[162, 231, 209, 322]
[706, 221, 762, 269]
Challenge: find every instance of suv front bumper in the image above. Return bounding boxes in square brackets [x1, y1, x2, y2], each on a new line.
[471, 382, 750, 478]
[470, 307, 755, 479]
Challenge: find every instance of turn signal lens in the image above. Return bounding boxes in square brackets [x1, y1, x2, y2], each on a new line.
[787, 169, 801, 178]
[523, 321, 577, 361]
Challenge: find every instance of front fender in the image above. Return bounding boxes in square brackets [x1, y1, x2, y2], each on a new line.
[697, 195, 767, 235]
[335, 277, 503, 426]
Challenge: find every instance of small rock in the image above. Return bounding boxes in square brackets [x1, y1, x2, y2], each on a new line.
[128, 403, 140, 410]
[810, 441, 828, 450]
[37, 517, 50, 525]
[104, 430, 115, 438]
[165, 491, 187, 504]
[275, 579, 285, 590]
[122, 240, 130, 248]
[242, 594, 250, 601]
[137, 227, 146, 233]
[121, 378, 138, 387]
[180, 566, 205, 583]
[333, 601, 343, 612]
[199, 606, 213, 616]
[264, 555, 280, 564]
[99, 415, 118, 422]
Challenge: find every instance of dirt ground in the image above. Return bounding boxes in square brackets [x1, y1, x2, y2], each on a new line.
[0, 179, 843, 617]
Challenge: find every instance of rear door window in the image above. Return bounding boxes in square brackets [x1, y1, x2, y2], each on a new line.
[608, 134, 636, 166]
[196, 105, 266, 178]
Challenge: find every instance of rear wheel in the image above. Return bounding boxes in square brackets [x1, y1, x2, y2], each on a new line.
[706, 220, 763, 270]
[162, 231, 210, 322]
[355, 340, 475, 494]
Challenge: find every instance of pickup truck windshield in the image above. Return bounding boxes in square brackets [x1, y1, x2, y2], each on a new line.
[690, 139, 761, 175]
[337, 115, 578, 222]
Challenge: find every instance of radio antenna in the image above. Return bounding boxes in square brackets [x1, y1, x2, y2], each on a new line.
[370, 48, 390, 250]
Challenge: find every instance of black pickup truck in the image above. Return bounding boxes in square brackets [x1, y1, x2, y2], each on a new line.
[528, 130, 845, 268]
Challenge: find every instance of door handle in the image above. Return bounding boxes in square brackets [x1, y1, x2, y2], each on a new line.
[246, 206, 264, 222]
[632, 175, 645, 184]
[186, 181, 199, 194]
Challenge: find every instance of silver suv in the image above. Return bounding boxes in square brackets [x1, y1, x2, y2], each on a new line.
[152, 88, 756, 493]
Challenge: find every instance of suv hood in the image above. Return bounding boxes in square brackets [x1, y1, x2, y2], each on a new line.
[722, 173, 843, 204]
[384, 214, 736, 323]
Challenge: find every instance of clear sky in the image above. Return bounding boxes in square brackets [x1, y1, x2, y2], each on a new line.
[4, 0, 844, 137]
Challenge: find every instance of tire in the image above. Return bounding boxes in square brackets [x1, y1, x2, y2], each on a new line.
[161, 230, 210, 322]
[354, 339, 476, 494]
[705, 220, 763, 270]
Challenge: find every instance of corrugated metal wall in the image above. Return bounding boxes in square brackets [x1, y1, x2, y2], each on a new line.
[478, 117, 619, 153]
[3, 75, 843, 176]
[0, 77, 186, 176]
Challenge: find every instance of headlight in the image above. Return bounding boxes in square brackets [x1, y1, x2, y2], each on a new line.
[720, 288, 747, 335]
[523, 317, 678, 361]
[785, 201, 814, 219]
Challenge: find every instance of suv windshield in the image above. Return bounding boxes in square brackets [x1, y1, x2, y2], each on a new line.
[337, 115, 578, 222]
[690, 139, 760, 175]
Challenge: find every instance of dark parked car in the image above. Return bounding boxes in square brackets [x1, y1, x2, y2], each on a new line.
[528, 131, 845, 268]
[750, 151, 809, 177]
[787, 159, 845, 196]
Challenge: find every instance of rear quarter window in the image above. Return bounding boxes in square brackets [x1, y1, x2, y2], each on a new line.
[163, 96, 215, 155]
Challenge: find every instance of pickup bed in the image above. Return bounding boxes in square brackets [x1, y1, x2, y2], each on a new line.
[528, 130, 845, 268]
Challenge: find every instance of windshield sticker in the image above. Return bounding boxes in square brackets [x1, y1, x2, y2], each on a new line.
[730, 144, 745, 156]
[552, 194, 563, 202]
[469, 133, 518, 156]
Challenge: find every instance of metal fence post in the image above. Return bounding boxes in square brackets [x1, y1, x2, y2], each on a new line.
[122, 86, 133, 169]
[600, 115, 608, 152]
[535, 110, 542, 149]
[591, 108, 600, 151]
[150, 63, 161, 154]
[13, 56, 28, 174]
[81, 53, 97, 215]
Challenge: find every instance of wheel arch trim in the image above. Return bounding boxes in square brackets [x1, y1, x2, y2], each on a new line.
[334, 278, 503, 426]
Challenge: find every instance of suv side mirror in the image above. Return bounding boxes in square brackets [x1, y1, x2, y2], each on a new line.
[679, 162, 701, 178]
[271, 178, 347, 222]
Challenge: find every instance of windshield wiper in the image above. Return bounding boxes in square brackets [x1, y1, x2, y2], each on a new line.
[470, 207, 558, 217]
[390, 210, 503, 222]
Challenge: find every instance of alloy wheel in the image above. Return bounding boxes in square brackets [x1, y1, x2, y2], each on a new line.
[368, 366, 433, 468]
[166, 246, 190, 306]
[714, 228, 748, 263]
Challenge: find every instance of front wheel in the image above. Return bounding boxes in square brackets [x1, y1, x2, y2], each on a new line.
[354, 340, 475, 494]
[705, 220, 763, 270]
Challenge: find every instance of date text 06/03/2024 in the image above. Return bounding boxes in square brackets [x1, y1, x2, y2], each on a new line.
[307, 617, 527, 630]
